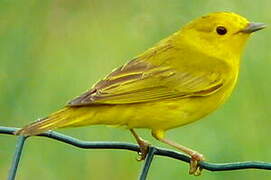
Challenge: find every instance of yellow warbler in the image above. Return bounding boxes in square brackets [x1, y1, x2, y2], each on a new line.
[15, 12, 266, 175]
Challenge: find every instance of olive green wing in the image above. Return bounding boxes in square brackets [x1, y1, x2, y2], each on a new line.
[68, 57, 229, 106]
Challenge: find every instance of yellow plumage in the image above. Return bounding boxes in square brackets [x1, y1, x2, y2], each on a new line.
[15, 12, 266, 175]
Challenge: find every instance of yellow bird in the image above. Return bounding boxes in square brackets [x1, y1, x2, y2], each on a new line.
[15, 12, 266, 175]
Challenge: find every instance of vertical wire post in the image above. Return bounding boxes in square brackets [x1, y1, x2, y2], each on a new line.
[8, 136, 27, 180]
[138, 147, 156, 180]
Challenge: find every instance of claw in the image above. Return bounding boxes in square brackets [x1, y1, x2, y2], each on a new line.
[189, 152, 204, 176]
[136, 140, 150, 161]
[189, 159, 203, 176]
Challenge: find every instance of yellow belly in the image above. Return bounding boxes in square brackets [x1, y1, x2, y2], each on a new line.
[123, 85, 233, 130]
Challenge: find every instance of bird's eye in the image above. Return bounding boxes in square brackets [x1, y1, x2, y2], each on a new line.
[216, 26, 227, 35]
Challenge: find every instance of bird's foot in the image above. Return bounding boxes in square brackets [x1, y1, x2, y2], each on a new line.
[136, 139, 150, 161]
[189, 152, 204, 176]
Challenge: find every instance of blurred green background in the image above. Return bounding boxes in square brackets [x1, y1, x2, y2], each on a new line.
[1, 0, 271, 179]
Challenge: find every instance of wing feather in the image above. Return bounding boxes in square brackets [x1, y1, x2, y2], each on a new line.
[68, 55, 229, 106]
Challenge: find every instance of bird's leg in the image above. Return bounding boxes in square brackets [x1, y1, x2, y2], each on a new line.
[152, 130, 204, 176]
[130, 129, 150, 161]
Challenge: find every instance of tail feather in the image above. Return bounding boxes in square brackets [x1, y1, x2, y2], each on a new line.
[14, 107, 93, 136]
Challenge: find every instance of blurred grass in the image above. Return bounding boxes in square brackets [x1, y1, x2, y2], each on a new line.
[1, 0, 271, 179]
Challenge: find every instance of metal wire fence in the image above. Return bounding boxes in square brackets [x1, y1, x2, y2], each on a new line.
[1, 126, 271, 180]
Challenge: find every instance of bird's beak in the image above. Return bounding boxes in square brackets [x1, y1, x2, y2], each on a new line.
[241, 22, 267, 33]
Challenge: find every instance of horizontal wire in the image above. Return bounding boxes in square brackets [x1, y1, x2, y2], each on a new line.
[1, 126, 271, 172]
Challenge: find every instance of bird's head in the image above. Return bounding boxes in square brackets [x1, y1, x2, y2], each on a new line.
[179, 12, 266, 62]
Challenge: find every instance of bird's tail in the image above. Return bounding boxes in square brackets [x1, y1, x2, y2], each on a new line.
[14, 107, 96, 136]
